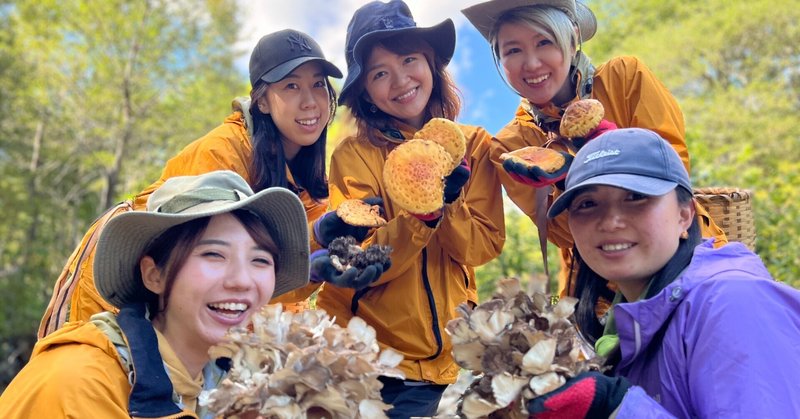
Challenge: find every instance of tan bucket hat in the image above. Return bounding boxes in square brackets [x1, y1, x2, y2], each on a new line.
[462, 0, 597, 44]
[94, 170, 310, 308]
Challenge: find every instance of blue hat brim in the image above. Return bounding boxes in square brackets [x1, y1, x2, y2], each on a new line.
[547, 173, 679, 218]
[339, 19, 455, 105]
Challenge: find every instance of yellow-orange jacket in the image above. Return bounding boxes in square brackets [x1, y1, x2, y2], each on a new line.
[1, 312, 217, 418]
[39, 108, 325, 337]
[492, 56, 727, 294]
[316, 123, 506, 384]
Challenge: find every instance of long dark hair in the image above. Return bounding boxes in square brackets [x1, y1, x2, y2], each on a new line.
[341, 34, 461, 145]
[573, 187, 702, 347]
[247, 79, 337, 200]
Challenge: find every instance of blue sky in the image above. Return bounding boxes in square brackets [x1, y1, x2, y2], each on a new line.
[236, 0, 521, 134]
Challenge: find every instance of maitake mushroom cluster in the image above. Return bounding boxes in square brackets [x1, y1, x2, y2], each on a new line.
[383, 118, 466, 215]
[445, 278, 604, 418]
[328, 236, 392, 274]
[200, 304, 405, 418]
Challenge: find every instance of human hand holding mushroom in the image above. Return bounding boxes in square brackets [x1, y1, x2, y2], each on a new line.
[312, 197, 386, 247]
[384, 118, 468, 224]
[500, 99, 615, 189]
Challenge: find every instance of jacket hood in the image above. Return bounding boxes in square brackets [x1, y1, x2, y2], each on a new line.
[31, 313, 124, 364]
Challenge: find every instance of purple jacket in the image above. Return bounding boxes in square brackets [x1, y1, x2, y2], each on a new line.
[613, 240, 800, 418]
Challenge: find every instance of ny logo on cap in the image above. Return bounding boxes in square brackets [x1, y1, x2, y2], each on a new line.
[286, 33, 312, 52]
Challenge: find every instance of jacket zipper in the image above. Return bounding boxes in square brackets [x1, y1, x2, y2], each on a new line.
[422, 248, 443, 360]
[348, 248, 444, 361]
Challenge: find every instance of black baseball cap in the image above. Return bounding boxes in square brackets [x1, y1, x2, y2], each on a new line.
[249, 29, 343, 87]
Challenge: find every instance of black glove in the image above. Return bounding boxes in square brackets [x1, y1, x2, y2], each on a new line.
[443, 158, 471, 204]
[313, 197, 384, 247]
[309, 249, 388, 290]
[502, 152, 573, 188]
[409, 209, 443, 228]
[527, 371, 631, 419]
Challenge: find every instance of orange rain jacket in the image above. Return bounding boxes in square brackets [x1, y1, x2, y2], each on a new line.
[1, 314, 216, 418]
[316, 122, 506, 384]
[492, 56, 728, 294]
[39, 106, 325, 337]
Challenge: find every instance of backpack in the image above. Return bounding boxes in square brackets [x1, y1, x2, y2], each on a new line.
[38, 200, 134, 338]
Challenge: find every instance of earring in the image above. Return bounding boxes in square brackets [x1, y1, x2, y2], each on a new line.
[680, 230, 689, 240]
[369, 104, 378, 113]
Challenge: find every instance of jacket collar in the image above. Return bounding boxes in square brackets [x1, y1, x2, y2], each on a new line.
[369, 120, 419, 146]
[614, 240, 765, 370]
[116, 302, 186, 418]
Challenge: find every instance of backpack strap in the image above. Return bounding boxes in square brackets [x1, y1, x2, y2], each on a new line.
[38, 200, 134, 338]
[116, 302, 187, 418]
[231, 97, 254, 139]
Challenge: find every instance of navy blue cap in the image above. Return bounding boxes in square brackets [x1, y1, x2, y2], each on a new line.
[548, 128, 692, 218]
[339, 0, 455, 104]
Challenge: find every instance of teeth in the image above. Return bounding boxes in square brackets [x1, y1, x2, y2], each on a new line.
[525, 74, 548, 84]
[395, 88, 416, 101]
[208, 302, 248, 312]
[297, 118, 319, 126]
[602, 243, 632, 252]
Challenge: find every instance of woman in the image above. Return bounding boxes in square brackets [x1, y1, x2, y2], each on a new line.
[0, 170, 310, 418]
[317, 1, 506, 416]
[529, 129, 800, 418]
[461, 0, 727, 294]
[40, 29, 374, 335]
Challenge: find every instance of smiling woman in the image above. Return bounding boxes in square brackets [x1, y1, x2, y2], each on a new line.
[39, 27, 387, 335]
[461, 0, 729, 296]
[525, 129, 800, 418]
[0, 171, 311, 418]
[319, 1, 507, 416]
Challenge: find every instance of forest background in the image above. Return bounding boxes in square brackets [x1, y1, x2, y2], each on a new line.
[1, 0, 798, 389]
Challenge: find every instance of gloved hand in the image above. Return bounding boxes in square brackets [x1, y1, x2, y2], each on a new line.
[527, 371, 631, 419]
[313, 197, 384, 247]
[309, 249, 389, 290]
[572, 119, 618, 149]
[502, 152, 574, 188]
[443, 158, 471, 204]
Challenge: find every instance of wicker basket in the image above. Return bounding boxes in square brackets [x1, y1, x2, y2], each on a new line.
[694, 187, 756, 251]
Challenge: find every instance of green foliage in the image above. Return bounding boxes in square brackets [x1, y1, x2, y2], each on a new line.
[1, 0, 798, 389]
[475, 198, 562, 302]
[590, 0, 800, 288]
[0, 0, 244, 387]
